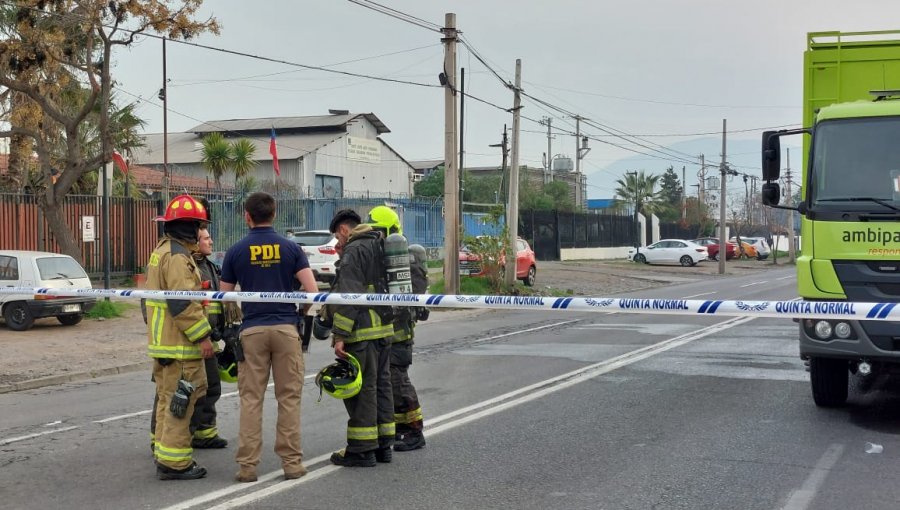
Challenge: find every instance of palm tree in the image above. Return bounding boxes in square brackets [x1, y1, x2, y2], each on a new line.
[200, 132, 231, 190]
[229, 138, 258, 181]
[614, 170, 662, 216]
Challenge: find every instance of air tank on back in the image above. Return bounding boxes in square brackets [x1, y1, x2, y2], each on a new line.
[384, 232, 412, 294]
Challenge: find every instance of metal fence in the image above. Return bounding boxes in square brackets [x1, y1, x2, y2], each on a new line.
[658, 222, 696, 241]
[519, 209, 633, 261]
[0, 192, 446, 276]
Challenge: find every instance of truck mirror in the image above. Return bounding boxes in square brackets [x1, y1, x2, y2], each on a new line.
[762, 182, 781, 206]
[761, 131, 781, 181]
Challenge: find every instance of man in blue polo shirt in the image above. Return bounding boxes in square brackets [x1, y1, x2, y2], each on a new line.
[219, 192, 318, 483]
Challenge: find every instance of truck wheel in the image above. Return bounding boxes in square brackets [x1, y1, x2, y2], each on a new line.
[3, 301, 35, 331]
[809, 357, 849, 407]
[57, 314, 83, 326]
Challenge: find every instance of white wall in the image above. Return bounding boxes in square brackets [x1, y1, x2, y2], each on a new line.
[561, 246, 632, 261]
[305, 134, 412, 197]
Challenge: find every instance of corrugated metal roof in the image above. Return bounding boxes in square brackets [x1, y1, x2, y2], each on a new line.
[409, 159, 444, 171]
[132, 131, 343, 165]
[187, 113, 390, 135]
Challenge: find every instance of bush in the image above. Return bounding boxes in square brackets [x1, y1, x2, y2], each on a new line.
[85, 300, 132, 319]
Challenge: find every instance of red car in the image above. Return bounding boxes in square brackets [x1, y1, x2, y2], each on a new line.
[459, 237, 537, 286]
[690, 237, 736, 261]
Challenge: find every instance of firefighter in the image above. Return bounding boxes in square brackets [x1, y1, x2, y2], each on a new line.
[326, 208, 395, 467]
[189, 200, 230, 449]
[391, 242, 428, 452]
[145, 194, 215, 480]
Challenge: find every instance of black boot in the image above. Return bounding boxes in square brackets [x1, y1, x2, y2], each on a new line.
[156, 461, 208, 480]
[192, 436, 228, 449]
[375, 446, 392, 463]
[330, 449, 376, 467]
[393, 431, 426, 452]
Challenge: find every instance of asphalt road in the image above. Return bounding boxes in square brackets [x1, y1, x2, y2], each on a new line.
[3, 267, 900, 510]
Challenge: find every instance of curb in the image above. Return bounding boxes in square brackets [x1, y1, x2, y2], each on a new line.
[0, 362, 148, 395]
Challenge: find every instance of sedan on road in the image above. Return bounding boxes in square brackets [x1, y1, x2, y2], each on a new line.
[627, 239, 708, 266]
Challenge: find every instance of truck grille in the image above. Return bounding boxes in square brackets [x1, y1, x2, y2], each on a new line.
[833, 260, 900, 350]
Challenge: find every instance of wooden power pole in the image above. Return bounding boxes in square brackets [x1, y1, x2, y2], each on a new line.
[442, 13, 460, 294]
[505, 59, 522, 287]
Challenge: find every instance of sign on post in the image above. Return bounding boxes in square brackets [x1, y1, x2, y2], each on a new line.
[81, 216, 96, 243]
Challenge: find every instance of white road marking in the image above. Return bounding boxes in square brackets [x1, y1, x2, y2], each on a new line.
[94, 410, 152, 424]
[164, 315, 754, 510]
[683, 292, 716, 299]
[777, 275, 794, 281]
[0, 426, 79, 446]
[43, 420, 62, 427]
[780, 443, 844, 510]
[740, 281, 768, 288]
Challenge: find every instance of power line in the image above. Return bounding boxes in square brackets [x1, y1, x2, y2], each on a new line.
[6, 2, 442, 90]
[345, 0, 443, 32]
[521, 81, 800, 109]
[171, 43, 441, 87]
[116, 87, 357, 163]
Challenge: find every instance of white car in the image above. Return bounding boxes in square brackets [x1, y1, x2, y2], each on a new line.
[627, 239, 708, 266]
[287, 230, 339, 286]
[0, 250, 97, 331]
[731, 236, 771, 260]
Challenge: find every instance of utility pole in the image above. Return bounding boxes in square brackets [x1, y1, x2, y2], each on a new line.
[441, 13, 460, 294]
[489, 125, 509, 203]
[786, 147, 796, 263]
[459, 67, 465, 240]
[575, 119, 590, 211]
[505, 59, 522, 287]
[718, 119, 727, 275]
[543, 116, 552, 184]
[682, 166, 686, 221]
[161, 37, 169, 205]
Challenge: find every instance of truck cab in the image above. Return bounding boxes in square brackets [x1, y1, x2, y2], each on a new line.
[761, 30, 900, 407]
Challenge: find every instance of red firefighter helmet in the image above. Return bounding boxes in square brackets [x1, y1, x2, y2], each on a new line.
[155, 194, 208, 222]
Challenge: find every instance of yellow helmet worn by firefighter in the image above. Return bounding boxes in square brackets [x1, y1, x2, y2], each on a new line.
[315, 354, 362, 400]
[366, 205, 402, 235]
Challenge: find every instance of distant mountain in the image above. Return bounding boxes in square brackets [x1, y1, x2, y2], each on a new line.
[585, 137, 802, 200]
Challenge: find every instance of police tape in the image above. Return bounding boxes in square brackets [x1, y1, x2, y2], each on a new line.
[0, 286, 897, 321]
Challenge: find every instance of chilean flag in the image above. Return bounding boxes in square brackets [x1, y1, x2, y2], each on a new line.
[269, 128, 280, 177]
[112, 150, 128, 175]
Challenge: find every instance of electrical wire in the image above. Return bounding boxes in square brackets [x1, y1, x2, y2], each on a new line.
[171, 43, 441, 87]
[4, 2, 442, 90]
[345, 0, 443, 33]
[116, 88, 360, 162]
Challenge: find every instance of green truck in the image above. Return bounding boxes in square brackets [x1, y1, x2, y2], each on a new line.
[762, 30, 900, 407]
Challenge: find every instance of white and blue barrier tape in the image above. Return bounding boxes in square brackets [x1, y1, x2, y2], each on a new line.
[0, 286, 896, 321]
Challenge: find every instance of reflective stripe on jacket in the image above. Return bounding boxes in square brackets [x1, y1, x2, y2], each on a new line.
[145, 237, 211, 360]
[330, 225, 394, 343]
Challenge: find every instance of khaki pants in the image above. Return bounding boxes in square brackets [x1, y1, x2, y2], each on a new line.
[236, 324, 304, 473]
[153, 359, 207, 470]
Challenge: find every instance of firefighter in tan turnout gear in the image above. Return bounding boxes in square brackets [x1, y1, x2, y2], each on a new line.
[145, 194, 216, 480]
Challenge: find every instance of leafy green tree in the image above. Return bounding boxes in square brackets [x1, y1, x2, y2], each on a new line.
[463, 172, 502, 204]
[656, 166, 683, 222]
[614, 170, 662, 217]
[230, 138, 257, 181]
[0, 0, 219, 261]
[200, 132, 230, 189]
[414, 167, 444, 197]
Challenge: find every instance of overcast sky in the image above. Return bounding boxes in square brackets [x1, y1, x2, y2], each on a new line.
[110, 0, 900, 198]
